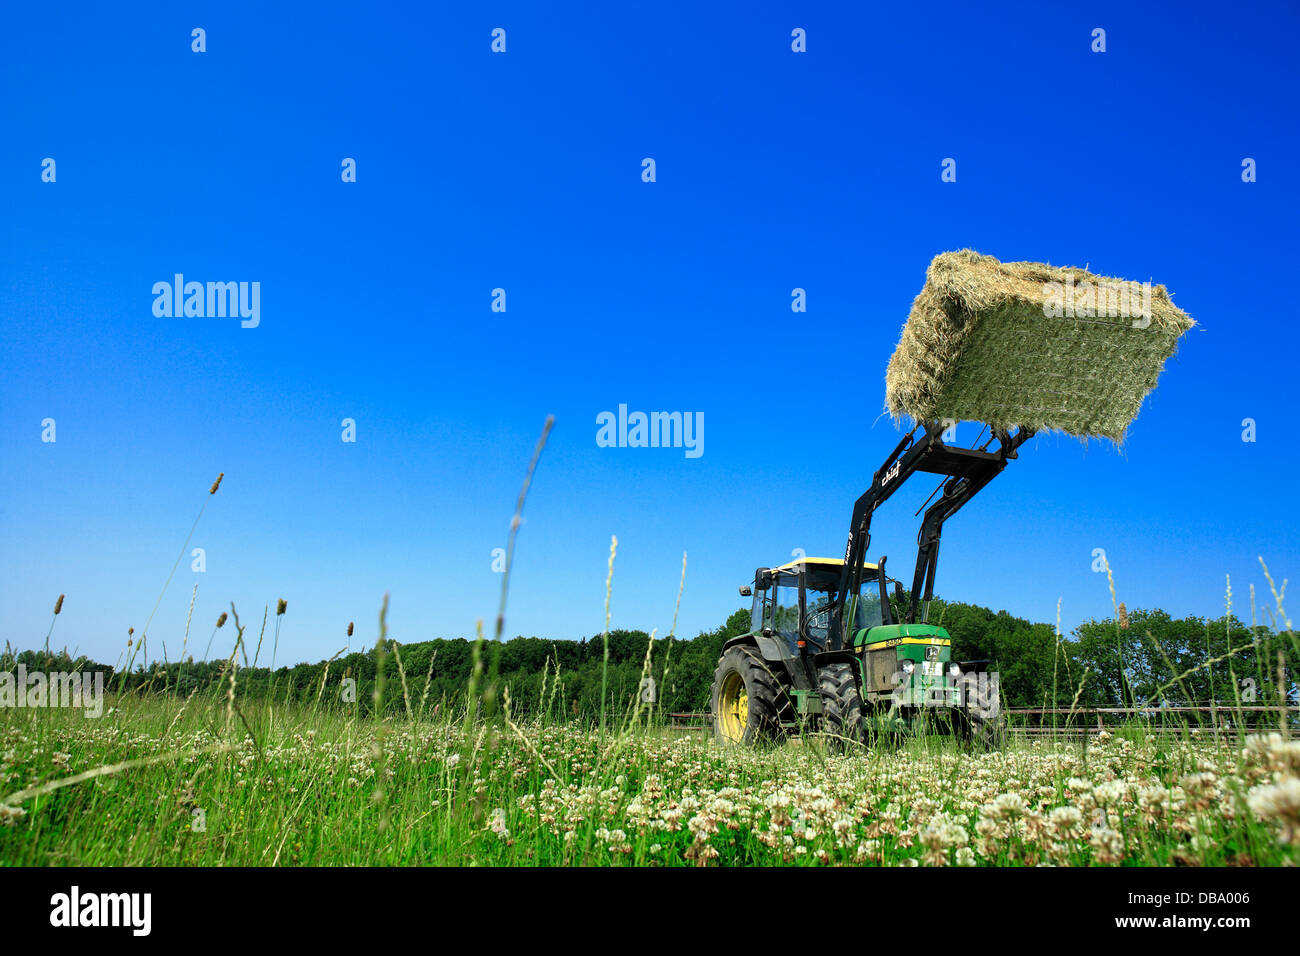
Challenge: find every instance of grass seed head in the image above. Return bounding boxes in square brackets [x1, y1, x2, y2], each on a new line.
[216, 612, 227, 628]
[53, 594, 64, 615]
[210, 473, 224, 495]
[277, 599, 287, 616]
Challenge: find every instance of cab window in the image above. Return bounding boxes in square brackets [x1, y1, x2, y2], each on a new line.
[774, 582, 801, 641]
[805, 589, 833, 646]
[750, 587, 772, 632]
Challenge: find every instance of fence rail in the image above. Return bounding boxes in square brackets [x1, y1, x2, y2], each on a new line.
[668, 706, 1298, 737]
[669, 712, 711, 730]
[1008, 705, 1297, 715]
[1005, 704, 1298, 737]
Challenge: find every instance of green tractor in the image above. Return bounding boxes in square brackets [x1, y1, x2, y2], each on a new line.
[711, 422, 1029, 748]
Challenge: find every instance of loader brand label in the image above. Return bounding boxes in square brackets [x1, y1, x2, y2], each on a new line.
[882, 461, 901, 486]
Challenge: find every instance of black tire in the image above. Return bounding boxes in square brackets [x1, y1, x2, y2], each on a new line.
[818, 662, 866, 751]
[710, 645, 791, 745]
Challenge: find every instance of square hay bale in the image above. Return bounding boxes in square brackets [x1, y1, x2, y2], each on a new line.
[884, 250, 1195, 441]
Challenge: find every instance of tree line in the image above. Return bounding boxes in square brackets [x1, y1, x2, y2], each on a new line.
[4, 595, 1295, 720]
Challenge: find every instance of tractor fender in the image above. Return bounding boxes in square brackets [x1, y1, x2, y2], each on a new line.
[722, 632, 788, 664]
[812, 648, 859, 668]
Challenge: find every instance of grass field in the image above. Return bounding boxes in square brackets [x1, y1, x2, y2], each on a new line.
[2, 691, 1298, 866]
[4, 447, 1297, 867]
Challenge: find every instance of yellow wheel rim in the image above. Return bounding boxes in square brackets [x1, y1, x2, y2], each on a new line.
[717, 671, 749, 742]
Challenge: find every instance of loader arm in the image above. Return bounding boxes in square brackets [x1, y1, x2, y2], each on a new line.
[831, 422, 1035, 647]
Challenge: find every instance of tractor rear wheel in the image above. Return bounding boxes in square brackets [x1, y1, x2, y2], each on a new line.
[818, 662, 866, 751]
[710, 645, 788, 745]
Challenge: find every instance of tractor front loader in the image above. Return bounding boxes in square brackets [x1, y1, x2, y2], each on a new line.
[710, 421, 1033, 749]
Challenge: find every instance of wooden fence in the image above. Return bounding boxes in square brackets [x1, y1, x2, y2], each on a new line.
[668, 705, 1298, 738]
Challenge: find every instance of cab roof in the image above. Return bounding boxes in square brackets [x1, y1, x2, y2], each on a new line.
[769, 557, 878, 573]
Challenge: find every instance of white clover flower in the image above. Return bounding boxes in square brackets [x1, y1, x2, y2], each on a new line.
[1093, 780, 1127, 806]
[1048, 805, 1083, 836]
[990, 792, 1027, 820]
[1138, 786, 1170, 818]
[1247, 777, 1300, 843]
[1088, 824, 1123, 863]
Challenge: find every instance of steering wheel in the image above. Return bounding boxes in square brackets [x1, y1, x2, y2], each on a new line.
[805, 603, 831, 641]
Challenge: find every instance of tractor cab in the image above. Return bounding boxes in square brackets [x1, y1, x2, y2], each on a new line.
[741, 557, 889, 654]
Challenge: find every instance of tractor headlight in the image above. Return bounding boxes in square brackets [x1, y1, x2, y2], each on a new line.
[948, 663, 962, 680]
[900, 660, 914, 676]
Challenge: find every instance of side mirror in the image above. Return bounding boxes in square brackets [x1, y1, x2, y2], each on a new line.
[894, 581, 904, 605]
[738, 585, 753, 597]
[761, 628, 775, 638]
[755, 568, 773, 589]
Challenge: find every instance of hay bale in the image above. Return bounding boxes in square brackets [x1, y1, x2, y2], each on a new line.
[884, 250, 1195, 441]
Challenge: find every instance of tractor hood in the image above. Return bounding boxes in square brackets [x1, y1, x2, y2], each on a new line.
[852, 622, 951, 648]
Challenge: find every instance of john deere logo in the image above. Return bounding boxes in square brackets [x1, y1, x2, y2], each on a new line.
[925, 646, 940, 661]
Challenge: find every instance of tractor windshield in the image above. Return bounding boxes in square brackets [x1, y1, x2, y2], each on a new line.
[827, 576, 888, 640]
[843, 581, 886, 634]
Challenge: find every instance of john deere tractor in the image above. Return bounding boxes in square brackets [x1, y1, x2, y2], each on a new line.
[711, 421, 1032, 748]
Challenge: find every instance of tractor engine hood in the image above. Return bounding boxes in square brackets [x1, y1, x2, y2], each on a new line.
[853, 623, 951, 648]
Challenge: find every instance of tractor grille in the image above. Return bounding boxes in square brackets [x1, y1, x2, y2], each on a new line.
[862, 646, 898, 694]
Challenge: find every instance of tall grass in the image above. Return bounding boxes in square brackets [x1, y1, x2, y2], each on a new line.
[3, 435, 1297, 866]
[2, 684, 1297, 866]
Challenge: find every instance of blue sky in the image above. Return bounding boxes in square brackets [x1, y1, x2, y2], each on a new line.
[2, 2, 1297, 667]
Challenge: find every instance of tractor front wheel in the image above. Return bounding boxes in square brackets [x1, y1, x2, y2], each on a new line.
[710, 646, 787, 745]
[818, 662, 866, 751]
